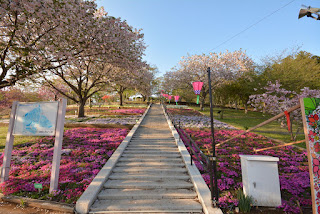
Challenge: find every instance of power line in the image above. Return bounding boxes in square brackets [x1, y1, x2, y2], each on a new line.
[210, 0, 296, 52]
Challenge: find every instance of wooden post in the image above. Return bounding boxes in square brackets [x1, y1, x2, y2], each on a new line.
[254, 140, 305, 153]
[49, 99, 67, 193]
[217, 104, 301, 147]
[0, 102, 18, 182]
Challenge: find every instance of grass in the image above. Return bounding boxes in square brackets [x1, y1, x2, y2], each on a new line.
[0, 123, 42, 152]
[191, 106, 306, 148]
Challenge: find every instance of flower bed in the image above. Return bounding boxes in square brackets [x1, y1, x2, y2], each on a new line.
[108, 109, 145, 115]
[167, 107, 234, 129]
[66, 115, 141, 125]
[172, 115, 235, 129]
[180, 128, 311, 213]
[66, 107, 146, 116]
[0, 127, 129, 204]
[167, 108, 203, 116]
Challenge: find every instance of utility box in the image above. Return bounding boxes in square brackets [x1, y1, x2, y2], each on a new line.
[239, 155, 282, 207]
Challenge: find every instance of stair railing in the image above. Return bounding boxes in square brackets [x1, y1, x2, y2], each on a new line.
[162, 102, 216, 205]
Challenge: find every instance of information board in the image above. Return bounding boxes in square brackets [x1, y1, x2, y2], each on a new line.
[13, 102, 59, 136]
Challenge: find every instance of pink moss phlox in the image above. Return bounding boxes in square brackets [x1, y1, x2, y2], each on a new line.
[178, 127, 311, 213]
[0, 127, 129, 204]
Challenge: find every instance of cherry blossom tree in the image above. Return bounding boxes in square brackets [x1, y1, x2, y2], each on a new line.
[0, 0, 102, 89]
[37, 81, 69, 101]
[249, 80, 320, 140]
[108, 68, 142, 106]
[36, 6, 146, 117]
[134, 67, 156, 102]
[165, 50, 254, 110]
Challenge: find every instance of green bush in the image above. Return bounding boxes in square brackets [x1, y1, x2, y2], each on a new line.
[237, 189, 253, 213]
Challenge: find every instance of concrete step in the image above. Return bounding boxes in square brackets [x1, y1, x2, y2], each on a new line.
[123, 150, 179, 154]
[97, 189, 197, 200]
[126, 146, 177, 150]
[131, 137, 175, 140]
[90, 199, 203, 213]
[116, 162, 185, 167]
[121, 153, 181, 158]
[118, 157, 183, 162]
[133, 134, 173, 136]
[104, 180, 194, 189]
[127, 144, 177, 148]
[108, 172, 190, 180]
[125, 148, 178, 152]
[130, 138, 175, 141]
[133, 131, 173, 134]
[112, 167, 187, 173]
[128, 142, 176, 146]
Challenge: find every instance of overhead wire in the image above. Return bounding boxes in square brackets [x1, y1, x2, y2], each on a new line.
[210, 0, 296, 52]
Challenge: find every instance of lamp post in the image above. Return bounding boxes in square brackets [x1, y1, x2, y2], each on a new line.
[207, 67, 219, 205]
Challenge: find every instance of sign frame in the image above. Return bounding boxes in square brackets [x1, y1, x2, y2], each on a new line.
[13, 101, 59, 136]
[0, 99, 67, 193]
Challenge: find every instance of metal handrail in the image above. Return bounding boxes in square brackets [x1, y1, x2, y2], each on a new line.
[162, 103, 212, 172]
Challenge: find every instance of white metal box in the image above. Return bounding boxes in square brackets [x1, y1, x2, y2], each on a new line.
[239, 155, 282, 207]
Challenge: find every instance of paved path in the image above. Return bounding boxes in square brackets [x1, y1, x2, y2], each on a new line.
[89, 104, 203, 213]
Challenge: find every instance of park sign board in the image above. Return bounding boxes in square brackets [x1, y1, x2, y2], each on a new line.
[301, 97, 320, 214]
[13, 102, 59, 136]
[0, 99, 67, 194]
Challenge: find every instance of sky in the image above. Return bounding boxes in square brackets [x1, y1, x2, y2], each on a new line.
[97, 0, 320, 76]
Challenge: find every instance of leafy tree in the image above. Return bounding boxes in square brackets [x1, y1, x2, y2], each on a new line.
[261, 51, 320, 92]
[215, 71, 261, 113]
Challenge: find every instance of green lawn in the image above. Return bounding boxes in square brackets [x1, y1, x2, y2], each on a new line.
[191, 106, 306, 148]
[0, 124, 42, 152]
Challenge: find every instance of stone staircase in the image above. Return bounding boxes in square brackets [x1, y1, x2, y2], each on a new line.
[88, 105, 203, 213]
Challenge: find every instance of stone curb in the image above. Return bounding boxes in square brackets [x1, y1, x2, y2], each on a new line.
[0, 193, 74, 213]
[162, 105, 223, 214]
[75, 104, 152, 214]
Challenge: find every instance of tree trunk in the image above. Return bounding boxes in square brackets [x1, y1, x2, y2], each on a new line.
[262, 103, 266, 115]
[119, 91, 123, 106]
[199, 92, 208, 111]
[142, 95, 147, 102]
[200, 97, 205, 111]
[244, 103, 248, 114]
[78, 100, 86, 117]
[234, 101, 238, 110]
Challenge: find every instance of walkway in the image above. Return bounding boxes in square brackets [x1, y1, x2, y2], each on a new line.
[88, 104, 203, 213]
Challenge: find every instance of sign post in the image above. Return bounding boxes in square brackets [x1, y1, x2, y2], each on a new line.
[0, 101, 18, 182]
[0, 99, 67, 193]
[50, 99, 67, 192]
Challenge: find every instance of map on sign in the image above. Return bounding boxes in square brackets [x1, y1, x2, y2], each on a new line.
[13, 102, 59, 136]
